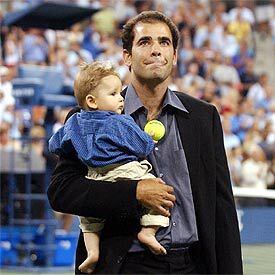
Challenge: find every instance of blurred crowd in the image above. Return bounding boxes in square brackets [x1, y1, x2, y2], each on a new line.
[1, 0, 275, 228]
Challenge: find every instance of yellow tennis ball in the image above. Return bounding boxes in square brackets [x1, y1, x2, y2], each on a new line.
[144, 120, 165, 141]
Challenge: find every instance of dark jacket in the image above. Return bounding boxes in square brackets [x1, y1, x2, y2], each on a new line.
[47, 91, 243, 274]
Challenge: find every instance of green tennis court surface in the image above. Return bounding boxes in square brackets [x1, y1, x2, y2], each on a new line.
[242, 244, 275, 274]
[1, 244, 275, 275]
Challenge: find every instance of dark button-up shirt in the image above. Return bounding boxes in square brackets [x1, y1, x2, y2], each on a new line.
[125, 85, 198, 251]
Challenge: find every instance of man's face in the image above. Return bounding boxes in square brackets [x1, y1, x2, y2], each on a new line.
[124, 21, 177, 84]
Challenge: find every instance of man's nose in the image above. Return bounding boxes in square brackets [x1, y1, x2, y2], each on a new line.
[151, 43, 161, 57]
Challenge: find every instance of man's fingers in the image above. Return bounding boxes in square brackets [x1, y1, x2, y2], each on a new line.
[156, 178, 165, 184]
[162, 200, 174, 209]
[165, 185, 174, 194]
[157, 206, 170, 217]
[136, 178, 176, 212]
[165, 193, 176, 203]
[155, 178, 175, 195]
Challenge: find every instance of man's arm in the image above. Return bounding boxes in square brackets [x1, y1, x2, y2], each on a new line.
[47, 154, 175, 220]
[47, 153, 138, 219]
[212, 107, 243, 274]
[47, 106, 175, 220]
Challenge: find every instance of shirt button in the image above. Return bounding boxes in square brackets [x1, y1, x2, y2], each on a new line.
[160, 173, 163, 177]
[172, 222, 176, 227]
[155, 147, 159, 151]
[117, 256, 123, 264]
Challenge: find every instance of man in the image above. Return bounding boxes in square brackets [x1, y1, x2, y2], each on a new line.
[47, 11, 243, 274]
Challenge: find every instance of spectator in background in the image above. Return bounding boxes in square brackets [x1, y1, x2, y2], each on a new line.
[242, 127, 263, 156]
[3, 30, 21, 67]
[241, 145, 270, 189]
[29, 124, 46, 170]
[22, 28, 49, 65]
[220, 26, 239, 58]
[267, 101, 275, 142]
[184, 0, 209, 27]
[177, 27, 193, 76]
[201, 80, 219, 103]
[228, 0, 255, 26]
[65, 38, 93, 87]
[52, 107, 72, 135]
[247, 73, 272, 108]
[0, 66, 15, 125]
[68, 23, 84, 45]
[268, 157, 275, 192]
[134, 0, 153, 14]
[239, 58, 258, 96]
[212, 1, 229, 25]
[191, 49, 208, 78]
[227, 10, 252, 43]
[270, 8, 275, 49]
[258, 120, 275, 162]
[96, 35, 122, 66]
[92, 0, 117, 35]
[212, 54, 240, 114]
[82, 19, 104, 60]
[227, 146, 243, 187]
[232, 40, 254, 75]
[212, 55, 240, 88]
[114, 0, 137, 22]
[231, 99, 254, 142]
[0, 122, 13, 148]
[154, 0, 180, 18]
[193, 16, 209, 49]
[209, 8, 226, 53]
[222, 117, 241, 151]
[180, 62, 205, 91]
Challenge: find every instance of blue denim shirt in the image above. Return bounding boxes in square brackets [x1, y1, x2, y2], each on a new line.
[49, 110, 154, 167]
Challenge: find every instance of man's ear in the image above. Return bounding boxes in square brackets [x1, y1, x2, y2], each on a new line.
[86, 94, 97, 110]
[123, 49, 132, 67]
[173, 49, 178, 66]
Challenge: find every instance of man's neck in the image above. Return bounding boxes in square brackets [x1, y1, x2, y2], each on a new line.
[131, 77, 169, 121]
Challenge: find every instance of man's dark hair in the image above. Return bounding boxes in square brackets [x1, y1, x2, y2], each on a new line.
[122, 11, 179, 54]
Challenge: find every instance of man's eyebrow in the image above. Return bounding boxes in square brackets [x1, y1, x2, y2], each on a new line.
[158, 37, 172, 43]
[136, 36, 151, 43]
[136, 36, 172, 44]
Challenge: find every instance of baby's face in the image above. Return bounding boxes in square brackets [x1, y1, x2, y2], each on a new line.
[90, 75, 124, 114]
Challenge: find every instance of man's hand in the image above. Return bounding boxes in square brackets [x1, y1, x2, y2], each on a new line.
[136, 178, 175, 217]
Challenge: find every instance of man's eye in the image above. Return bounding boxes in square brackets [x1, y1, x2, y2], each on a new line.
[111, 92, 116, 96]
[140, 40, 149, 46]
[161, 40, 170, 46]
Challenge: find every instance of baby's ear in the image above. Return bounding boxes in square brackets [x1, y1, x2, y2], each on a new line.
[86, 94, 97, 109]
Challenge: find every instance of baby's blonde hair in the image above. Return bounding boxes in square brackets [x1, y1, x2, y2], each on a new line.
[74, 61, 120, 108]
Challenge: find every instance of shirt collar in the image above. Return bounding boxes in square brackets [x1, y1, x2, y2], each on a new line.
[124, 84, 143, 115]
[124, 84, 189, 115]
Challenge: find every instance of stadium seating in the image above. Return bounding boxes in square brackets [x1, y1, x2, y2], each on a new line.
[16, 64, 76, 107]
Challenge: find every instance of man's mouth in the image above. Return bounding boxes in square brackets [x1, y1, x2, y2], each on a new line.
[144, 60, 166, 66]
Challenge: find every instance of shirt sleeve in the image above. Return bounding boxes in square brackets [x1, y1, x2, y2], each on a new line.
[48, 114, 77, 156]
[99, 115, 155, 158]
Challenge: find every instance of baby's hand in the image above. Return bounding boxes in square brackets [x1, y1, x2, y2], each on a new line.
[147, 130, 158, 143]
